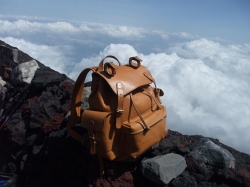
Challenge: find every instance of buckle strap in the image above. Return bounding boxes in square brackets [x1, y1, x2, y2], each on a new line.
[130, 93, 150, 130]
[116, 82, 124, 129]
[143, 88, 162, 110]
[88, 120, 97, 155]
[80, 134, 96, 155]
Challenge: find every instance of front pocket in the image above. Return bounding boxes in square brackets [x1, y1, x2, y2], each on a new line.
[120, 106, 167, 160]
[82, 110, 111, 131]
[81, 110, 119, 160]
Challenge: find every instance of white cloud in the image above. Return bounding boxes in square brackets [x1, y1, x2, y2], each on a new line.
[0, 14, 55, 22]
[0, 20, 80, 35]
[69, 41, 250, 154]
[174, 32, 198, 39]
[0, 19, 199, 42]
[167, 39, 250, 84]
[0, 19, 146, 39]
[101, 25, 145, 38]
[150, 40, 250, 153]
[46, 22, 80, 33]
[152, 30, 169, 39]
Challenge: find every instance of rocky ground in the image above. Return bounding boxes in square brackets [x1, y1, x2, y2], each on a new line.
[0, 40, 250, 187]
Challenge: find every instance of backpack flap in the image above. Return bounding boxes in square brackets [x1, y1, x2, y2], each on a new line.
[95, 63, 155, 95]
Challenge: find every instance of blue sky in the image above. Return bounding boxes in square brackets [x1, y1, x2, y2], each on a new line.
[1, 1, 250, 154]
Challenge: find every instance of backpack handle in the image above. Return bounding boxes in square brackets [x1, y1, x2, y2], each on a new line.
[98, 55, 121, 72]
[104, 62, 118, 76]
[129, 56, 142, 68]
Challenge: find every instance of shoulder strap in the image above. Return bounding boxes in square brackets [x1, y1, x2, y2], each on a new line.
[67, 67, 97, 143]
[67, 66, 105, 176]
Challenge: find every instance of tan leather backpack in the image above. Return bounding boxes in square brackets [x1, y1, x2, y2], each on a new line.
[67, 55, 168, 173]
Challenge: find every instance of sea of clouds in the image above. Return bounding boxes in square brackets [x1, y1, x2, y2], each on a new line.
[1, 18, 250, 154]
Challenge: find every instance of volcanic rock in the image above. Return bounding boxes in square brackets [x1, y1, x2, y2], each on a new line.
[141, 153, 187, 184]
[188, 138, 235, 171]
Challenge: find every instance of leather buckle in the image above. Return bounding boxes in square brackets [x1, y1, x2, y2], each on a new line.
[89, 136, 97, 155]
[129, 56, 142, 68]
[117, 109, 124, 113]
[104, 62, 117, 76]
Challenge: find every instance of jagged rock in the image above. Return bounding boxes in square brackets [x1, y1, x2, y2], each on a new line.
[0, 76, 6, 87]
[42, 113, 64, 133]
[31, 66, 67, 87]
[32, 145, 43, 155]
[14, 59, 39, 84]
[81, 86, 91, 110]
[169, 171, 198, 187]
[9, 120, 26, 145]
[160, 133, 181, 149]
[141, 153, 187, 184]
[188, 138, 235, 173]
[48, 127, 67, 138]
[26, 134, 38, 146]
[29, 90, 62, 130]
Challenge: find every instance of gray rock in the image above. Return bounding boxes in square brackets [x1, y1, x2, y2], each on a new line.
[26, 134, 38, 146]
[9, 120, 26, 145]
[179, 146, 191, 154]
[81, 86, 91, 110]
[32, 66, 66, 87]
[15, 60, 39, 84]
[10, 112, 22, 123]
[188, 138, 235, 171]
[49, 127, 67, 138]
[29, 90, 61, 129]
[141, 153, 187, 185]
[170, 171, 198, 187]
[33, 145, 43, 155]
[0, 76, 6, 87]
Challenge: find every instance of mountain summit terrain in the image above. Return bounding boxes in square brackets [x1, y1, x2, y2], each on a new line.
[0, 40, 250, 187]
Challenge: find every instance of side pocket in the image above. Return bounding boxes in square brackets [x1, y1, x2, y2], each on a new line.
[81, 110, 119, 160]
